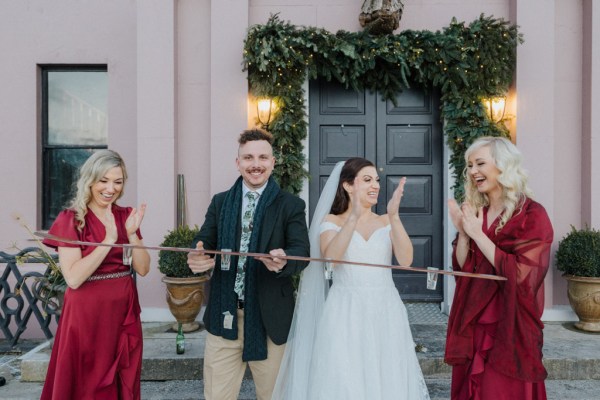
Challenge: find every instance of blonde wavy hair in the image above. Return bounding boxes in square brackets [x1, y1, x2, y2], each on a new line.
[69, 149, 128, 230]
[463, 136, 533, 233]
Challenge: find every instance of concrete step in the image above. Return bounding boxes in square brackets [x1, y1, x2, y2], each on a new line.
[8, 301, 600, 400]
[18, 321, 600, 382]
[2, 378, 600, 400]
[19, 323, 209, 382]
[412, 322, 600, 380]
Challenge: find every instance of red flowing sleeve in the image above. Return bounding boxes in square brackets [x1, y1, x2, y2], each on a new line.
[42, 210, 81, 250]
[446, 236, 499, 365]
[446, 198, 553, 383]
[488, 199, 553, 381]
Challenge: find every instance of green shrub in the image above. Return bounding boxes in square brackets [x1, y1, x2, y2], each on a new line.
[158, 225, 203, 278]
[556, 225, 600, 277]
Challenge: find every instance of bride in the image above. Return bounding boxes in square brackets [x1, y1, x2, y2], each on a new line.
[272, 157, 430, 400]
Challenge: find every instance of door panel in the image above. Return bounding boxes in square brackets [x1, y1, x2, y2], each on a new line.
[309, 79, 443, 301]
[320, 83, 366, 114]
[319, 125, 367, 164]
[385, 125, 432, 164]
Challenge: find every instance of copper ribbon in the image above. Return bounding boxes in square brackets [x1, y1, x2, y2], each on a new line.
[34, 231, 507, 281]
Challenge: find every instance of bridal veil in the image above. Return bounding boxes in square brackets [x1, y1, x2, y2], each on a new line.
[271, 161, 345, 400]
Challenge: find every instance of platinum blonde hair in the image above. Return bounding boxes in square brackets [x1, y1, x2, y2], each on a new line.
[69, 149, 127, 230]
[463, 136, 533, 233]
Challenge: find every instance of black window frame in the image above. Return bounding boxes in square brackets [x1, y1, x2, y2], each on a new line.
[41, 65, 108, 229]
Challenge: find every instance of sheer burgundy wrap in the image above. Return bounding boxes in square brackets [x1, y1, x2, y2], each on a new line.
[445, 198, 553, 398]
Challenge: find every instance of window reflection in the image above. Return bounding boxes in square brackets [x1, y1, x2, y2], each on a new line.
[42, 67, 108, 229]
[47, 71, 107, 146]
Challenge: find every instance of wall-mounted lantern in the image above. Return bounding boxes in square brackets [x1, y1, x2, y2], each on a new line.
[483, 96, 507, 123]
[257, 97, 276, 130]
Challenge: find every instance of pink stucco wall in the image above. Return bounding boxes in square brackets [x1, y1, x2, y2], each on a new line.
[177, 0, 212, 228]
[249, 0, 509, 32]
[2, 0, 598, 338]
[0, 0, 138, 249]
[582, 0, 600, 229]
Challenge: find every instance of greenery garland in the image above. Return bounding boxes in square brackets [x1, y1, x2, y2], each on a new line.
[244, 14, 522, 199]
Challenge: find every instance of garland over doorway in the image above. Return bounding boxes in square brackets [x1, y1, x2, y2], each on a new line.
[243, 14, 522, 199]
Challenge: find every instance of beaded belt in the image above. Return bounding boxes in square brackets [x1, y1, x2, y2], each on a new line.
[87, 270, 131, 282]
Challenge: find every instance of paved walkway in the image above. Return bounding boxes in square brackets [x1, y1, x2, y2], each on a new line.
[1, 304, 600, 399]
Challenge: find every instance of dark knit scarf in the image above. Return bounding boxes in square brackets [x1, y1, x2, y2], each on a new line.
[208, 176, 280, 361]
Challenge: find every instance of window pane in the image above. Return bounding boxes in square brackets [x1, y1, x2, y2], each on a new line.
[47, 71, 108, 146]
[43, 148, 100, 229]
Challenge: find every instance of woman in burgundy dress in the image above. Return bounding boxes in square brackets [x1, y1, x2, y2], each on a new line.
[445, 136, 553, 400]
[41, 150, 150, 400]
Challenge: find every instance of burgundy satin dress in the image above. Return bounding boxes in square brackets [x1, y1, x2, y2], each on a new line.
[41, 206, 142, 400]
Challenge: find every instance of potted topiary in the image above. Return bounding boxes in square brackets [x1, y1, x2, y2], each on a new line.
[556, 225, 600, 332]
[158, 225, 209, 332]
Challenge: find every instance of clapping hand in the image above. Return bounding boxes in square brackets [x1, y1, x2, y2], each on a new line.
[448, 199, 464, 234]
[387, 177, 406, 218]
[460, 203, 484, 240]
[349, 177, 363, 219]
[125, 203, 147, 237]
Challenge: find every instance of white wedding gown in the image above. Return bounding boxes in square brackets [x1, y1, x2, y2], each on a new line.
[307, 222, 430, 400]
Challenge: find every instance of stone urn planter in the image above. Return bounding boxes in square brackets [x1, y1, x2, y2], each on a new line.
[564, 275, 600, 332]
[556, 225, 600, 332]
[158, 225, 209, 332]
[162, 275, 209, 332]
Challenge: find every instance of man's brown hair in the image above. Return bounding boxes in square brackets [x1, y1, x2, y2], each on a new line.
[238, 128, 274, 145]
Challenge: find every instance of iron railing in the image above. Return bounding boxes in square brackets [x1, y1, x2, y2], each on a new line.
[0, 248, 60, 347]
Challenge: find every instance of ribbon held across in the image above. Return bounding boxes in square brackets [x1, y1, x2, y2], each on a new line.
[34, 231, 507, 282]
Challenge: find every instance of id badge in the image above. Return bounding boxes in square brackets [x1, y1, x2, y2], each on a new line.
[223, 311, 233, 330]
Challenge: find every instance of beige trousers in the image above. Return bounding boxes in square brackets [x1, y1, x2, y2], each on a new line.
[203, 309, 286, 400]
